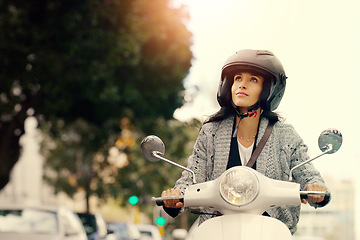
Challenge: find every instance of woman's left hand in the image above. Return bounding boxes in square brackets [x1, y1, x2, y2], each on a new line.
[301, 184, 327, 204]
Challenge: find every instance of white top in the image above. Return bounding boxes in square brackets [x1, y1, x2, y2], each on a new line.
[237, 139, 254, 166]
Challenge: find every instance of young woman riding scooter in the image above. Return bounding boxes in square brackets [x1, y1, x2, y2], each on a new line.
[161, 49, 329, 234]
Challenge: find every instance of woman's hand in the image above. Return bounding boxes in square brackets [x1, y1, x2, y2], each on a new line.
[301, 184, 327, 204]
[161, 189, 183, 208]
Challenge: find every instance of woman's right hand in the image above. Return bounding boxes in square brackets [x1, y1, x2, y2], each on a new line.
[161, 188, 183, 208]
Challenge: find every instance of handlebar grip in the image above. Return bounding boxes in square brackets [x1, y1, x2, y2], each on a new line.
[154, 198, 184, 207]
[300, 191, 330, 202]
[323, 193, 330, 203]
[156, 200, 164, 206]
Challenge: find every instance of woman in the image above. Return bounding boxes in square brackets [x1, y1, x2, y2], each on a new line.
[161, 49, 329, 234]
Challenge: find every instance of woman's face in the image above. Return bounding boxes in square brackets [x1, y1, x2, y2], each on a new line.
[231, 72, 264, 112]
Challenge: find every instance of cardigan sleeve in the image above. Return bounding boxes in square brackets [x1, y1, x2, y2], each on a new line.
[162, 125, 210, 217]
[173, 125, 210, 193]
[285, 125, 331, 208]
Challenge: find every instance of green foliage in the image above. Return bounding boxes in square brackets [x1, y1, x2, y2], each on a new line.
[41, 116, 201, 218]
[117, 118, 201, 200]
[0, 0, 192, 191]
[1, 0, 192, 124]
[41, 119, 109, 198]
[114, 118, 201, 218]
[1, 0, 196, 228]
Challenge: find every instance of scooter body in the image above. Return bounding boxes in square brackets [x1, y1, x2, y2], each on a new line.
[182, 166, 298, 240]
[140, 129, 342, 240]
[192, 214, 291, 240]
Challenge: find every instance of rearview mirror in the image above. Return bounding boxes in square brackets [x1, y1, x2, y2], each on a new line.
[140, 135, 165, 162]
[318, 128, 342, 154]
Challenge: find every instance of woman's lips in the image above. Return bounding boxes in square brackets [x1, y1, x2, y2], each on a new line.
[236, 92, 248, 96]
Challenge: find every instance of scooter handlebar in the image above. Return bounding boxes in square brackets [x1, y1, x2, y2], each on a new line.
[300, 191, 330, 202]
[155, 200, 164, 206]
[151, 196, 184, 206]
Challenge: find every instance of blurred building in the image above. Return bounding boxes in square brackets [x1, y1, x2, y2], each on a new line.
[295, 175, 355, 240]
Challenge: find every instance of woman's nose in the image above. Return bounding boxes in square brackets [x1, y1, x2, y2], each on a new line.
[239, 82, 246, 89]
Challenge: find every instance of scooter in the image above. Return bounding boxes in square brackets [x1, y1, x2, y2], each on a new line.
[140, 129, 342, 240]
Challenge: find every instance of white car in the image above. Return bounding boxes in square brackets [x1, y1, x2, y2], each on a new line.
[0, 204, 87, 240]
[136, 224, 162, 240]
[107, 222, 141, 240]
[76, 212, 115, 240]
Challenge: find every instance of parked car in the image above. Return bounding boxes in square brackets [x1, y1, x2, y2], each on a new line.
[171, 229, 187, 240]
[136, 224, 162, 240]
[77, 212, 115, 240]
[107, 222, 141, 240]
[0, 204, 87, 240]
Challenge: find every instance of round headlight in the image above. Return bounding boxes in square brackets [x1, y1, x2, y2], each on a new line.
[219, 167, 260, 206]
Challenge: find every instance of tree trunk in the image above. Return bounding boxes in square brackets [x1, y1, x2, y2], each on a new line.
[85, 182, 91, 213]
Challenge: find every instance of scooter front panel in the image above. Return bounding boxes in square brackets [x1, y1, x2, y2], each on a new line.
[192, 214, 292, 240]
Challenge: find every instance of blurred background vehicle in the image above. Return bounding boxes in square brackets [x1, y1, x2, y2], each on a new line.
[107, 222, 141, 240]
[136, 224, 162, 240]
[0, 204, 87, 240]
[170, 229, 187, 240]
[77, 212, 115, 240]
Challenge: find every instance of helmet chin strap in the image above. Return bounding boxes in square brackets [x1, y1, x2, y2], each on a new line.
[231, 101, 260, 138]
[231, 101, 260, 118]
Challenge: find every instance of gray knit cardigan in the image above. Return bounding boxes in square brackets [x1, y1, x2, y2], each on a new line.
[173, 115, 329, 234]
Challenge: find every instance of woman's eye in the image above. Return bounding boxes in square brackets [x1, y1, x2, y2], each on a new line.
[234, 76, 241, 81]
[251, 78, 258, 82]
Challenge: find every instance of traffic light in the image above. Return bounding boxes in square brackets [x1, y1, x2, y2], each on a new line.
[128, 195, 139, 205]
[153, 205, 171, 227]
[155, 216, 166, 226]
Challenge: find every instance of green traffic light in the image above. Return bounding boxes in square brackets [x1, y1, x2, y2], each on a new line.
[128, 195, 139, 205]
[156, 216, 166, 226]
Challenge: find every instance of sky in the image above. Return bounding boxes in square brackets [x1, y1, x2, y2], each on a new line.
[173, 0, 360, 236]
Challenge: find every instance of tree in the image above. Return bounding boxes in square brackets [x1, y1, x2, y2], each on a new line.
[41, 116, 201, 214]
[0, 0, 192, 190]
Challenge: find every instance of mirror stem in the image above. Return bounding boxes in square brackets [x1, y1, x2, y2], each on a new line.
[289, 144, 333, 181]
[152, 151, 197, 184]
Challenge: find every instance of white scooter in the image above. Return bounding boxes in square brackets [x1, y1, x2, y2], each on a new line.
[140, 129, 342, 240]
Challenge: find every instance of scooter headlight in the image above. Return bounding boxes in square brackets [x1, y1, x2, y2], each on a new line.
[219, 167, 260, 206]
